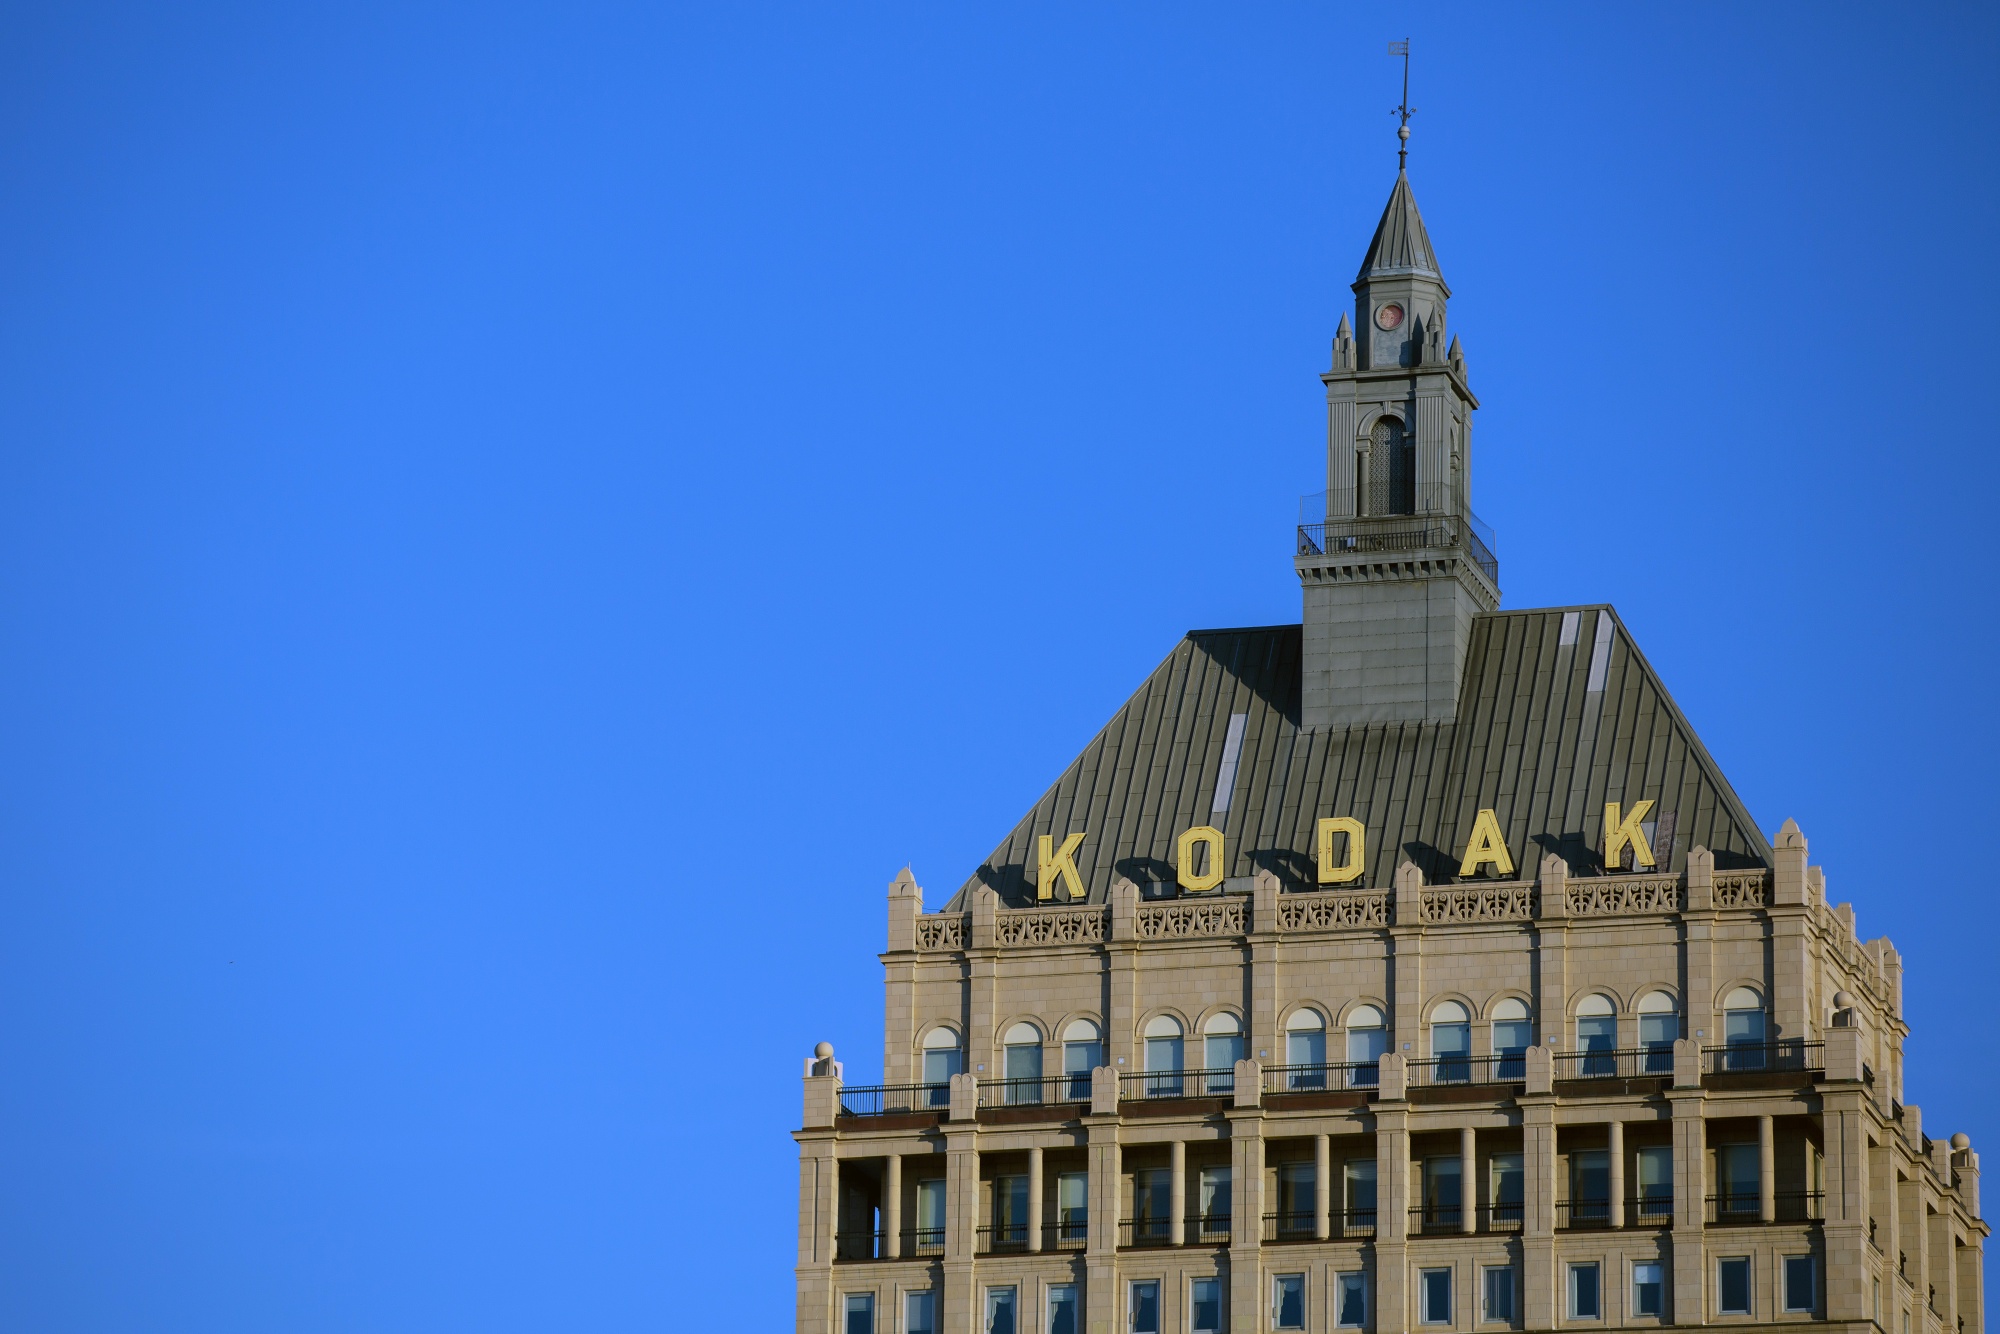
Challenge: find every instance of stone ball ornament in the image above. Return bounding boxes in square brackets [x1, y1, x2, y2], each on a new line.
[814, 1041, 834, 1060]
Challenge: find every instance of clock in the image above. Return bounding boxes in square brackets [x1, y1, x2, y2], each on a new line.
[1374, 302, 1405, 332]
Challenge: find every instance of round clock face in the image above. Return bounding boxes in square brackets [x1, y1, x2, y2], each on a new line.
[1374, 302, 1405, 332]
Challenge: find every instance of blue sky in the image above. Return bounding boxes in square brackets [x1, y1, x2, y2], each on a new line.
[1, 4, 1995, 1330]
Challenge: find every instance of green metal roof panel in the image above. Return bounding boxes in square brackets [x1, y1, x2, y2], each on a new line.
[948, 606, 1770, 909]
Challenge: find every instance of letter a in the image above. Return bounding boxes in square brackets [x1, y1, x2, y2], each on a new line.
[1603, 800, 1657, 870]
[1037, 832, 1087, 900]
[1457, 808, 1515, 877]
[1317, 816, 1366, 885]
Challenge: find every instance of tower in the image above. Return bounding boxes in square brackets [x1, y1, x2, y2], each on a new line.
[1297, 169, 1497, 728]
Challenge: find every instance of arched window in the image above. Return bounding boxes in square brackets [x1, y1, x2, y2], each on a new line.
[1002, 1021, 1043, 1104]
[1429, 1001, 1471, 1083]
[1143, 1015, 1185, 1096]
[1060, 1018, 1102, 1101]
[1201, 1013, 1242, 1094]
[1637, 991, 1679, 1073]
[1722, 987, 1768, 1070]
[1346, 1004, 1388, 1087]
[922, 1027, 962, 1107]
[1369, 416, 1415, 516]
[1285, 1009, 1327, 1083]
[1575, 994, 1617, 1076]
[1492, 997, 1533, 1078]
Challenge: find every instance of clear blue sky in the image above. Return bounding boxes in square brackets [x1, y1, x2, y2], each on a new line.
[1, 4, 1995, 1330]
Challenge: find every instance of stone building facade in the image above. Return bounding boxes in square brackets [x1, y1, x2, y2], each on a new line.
[792, 171, 1986, 1334]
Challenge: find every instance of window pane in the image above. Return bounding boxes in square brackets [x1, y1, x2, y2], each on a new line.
[1432, 1022, 1470, 1055]
[1275, 1274, 1306, 1330]
[1423, 1268, 1453, 1324]
[1338, 1274, 1367, 1327]
[1634, 1263, 1664, 1317]
[1493, 1020, 1532, 1054]
[1724, 1010, 1765, 1044]
[1191, 1278, 1223, 1334]
[844, 1293, 875, 1334]
[1484, 1267, 1515, 1321]
[1348, 1025, 1388, 1065]
[1134, 1169, 1171, 1224]
[1004, 1043, 1041, 1083]
[1784, 1257, 1815, 1312]
[1049, 1284, 1078, 1334]
[1344, 1160, 1377, 1214]
[1570, 1263, 1600, 1319]
[985, 1286, 1016, 1334]
[906, 1291, 936, 1334]
[1578, 1015, 1617, 1050]
[1287, 1029, 1326, 1068]
[1205, 1033, 1243, 1073]
[1145, 1036, 1183, 1072]
[1129, 1282, 1160, 1334]
[1491, 1152, 1524, 1206]
[1718, 1258, 1751, 1314]
[1063, 1041, 1101, 1074]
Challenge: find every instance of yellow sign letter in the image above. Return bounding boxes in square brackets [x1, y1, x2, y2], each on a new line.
[1316, 816, 1366, 885]
[1457, 808, 1515, 877]
[1177, 825, 1226, 893]
[1603, 800, 1657, 870]
[1037, 832, 1087, 901]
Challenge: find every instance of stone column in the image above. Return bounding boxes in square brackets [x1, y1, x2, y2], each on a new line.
[1460, 1125, 1477, 1233]
[1522, 1086, 1557, 1330]
[884, 1153, 902, 1259]
[1171, 1138, 1187, 1246]
[942, 1126, 980, 1334]
[1685, 848, 1717, 1049]
[1377, 1092, 1412, 1334]
[1316, 1133, 1333, 1240]
[1609, 1120, 1625, 1229]
[1028, 1146, 1044, 1253]
[1391, 861, 1425, 1057]
[795, 1132, 839, 1334]
[1759, 1115, 1776, 1223]
[1084, 1105, 1122, 1334]
[1228, 1106, 1267, 1334]
[1669, 1076, 1707, 1325]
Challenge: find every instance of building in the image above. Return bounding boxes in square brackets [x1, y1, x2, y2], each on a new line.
[790, 167, 1987, 1334]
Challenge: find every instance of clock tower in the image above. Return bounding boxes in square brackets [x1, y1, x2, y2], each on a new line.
[1297, 168, 1497, 728]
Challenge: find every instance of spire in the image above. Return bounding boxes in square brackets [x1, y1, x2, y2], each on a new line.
[1356, 172, 1441, 283]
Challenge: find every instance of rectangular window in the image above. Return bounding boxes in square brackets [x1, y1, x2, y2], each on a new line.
[1570, 1263, 1601, 1319]
[1783, 1257, 1815, 1313]
[1633, 1263, 1664, 1318]
[1344, 1159, 1377, 1227]
[1133, 1168, 1171, 1244]
[1423, 1156, 1463, 1229]
[1483, 1266, 1515, 1322]
[1129, 1280, 1160, 1334]
[984, 1286, 1017, 1334]
[1718, 1145, 1760, 1217]
[1571, 1150, 1610, 1225]
[1198, 1164, 1232, 1228]
[905, 1290, 936, 1334]
[914, 1179, 945, 1253]
[1489, 1151, 1524, 1227]
[1872, 1279, 1881, 1323]
[1063, 1039, 1100, 1100]
[1190, 1277, 1224, 1334]
[992, 1174, 1027, 1247]
[1277, 1162, 1315, 1234]
[1422, 1268, 1453, 1325]
[1717, 1257, 1752, 1316]
[1273, 1274, 1306, 1330]
[1337, 1273, 1368, 1328]
[1636, 1146, 1673, 1221]
[843, 1293, 875, 1334]
[1048, 1283, 1078, 1334]
[1056, 1172, 1088, 1245]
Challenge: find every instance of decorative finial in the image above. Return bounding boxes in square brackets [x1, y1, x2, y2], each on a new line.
[1388, 39, 1414, 171]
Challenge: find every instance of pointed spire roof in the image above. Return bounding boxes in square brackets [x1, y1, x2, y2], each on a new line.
[1356, 171, 1442, 283]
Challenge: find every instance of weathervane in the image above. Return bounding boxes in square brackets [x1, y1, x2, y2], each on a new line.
[1388, 39, 1413, 171]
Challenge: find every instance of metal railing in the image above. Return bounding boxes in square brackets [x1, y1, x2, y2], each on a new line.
[1480, 1202, 1525, 1232]
[1263, 1211, 1318, 1242]
[1552, 1047, 1678, 1080]
[1408, 1053, 1529, 1087]
[1336, 1208, 1378, 1238]
[1296, 512, 1499, 585]
[837, 1082, 949, 1116]
[1702, 1042, 1824, 1075]
[976, 1223, 1030, 1254]
[835, 1228, 884, 1260]
[1186, 1213, 1233, 1245]
[976, 1074, 1094, 1108]
[1118, 1067, 1238, 1101]
[1557, 1199, 1616, 1230]
[1262, 1061, 1381, 1093]
[1630, 1194, 1674, 1227]
[1118, 1216, 1174, 1248]
[901, 1226, 944, 1257]
[1044, 1218, 1088, 1251]
[1705, 1191, 1824, 1224]
[1410, 1203, 1465, 1234]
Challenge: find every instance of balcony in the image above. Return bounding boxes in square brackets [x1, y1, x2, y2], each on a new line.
[976, 1074, 1094, 1110]
[1702, 1042, 1825, 1077]
[1480, 1202, 1525, 1233]
[1117, 1067, 1237, 1103]
[1410, 1204, 1466, 1235]
[837, 1082, 948, 1117]
[1263, 1211, 1318, 1243]
[1295, 510, 1498, 585]
[1554, 1197, 1674, 1230]
[976, 1223, 1030, 1255]
[1707, 1191, 1824, 1225]
[1117, 1214, 1232, 1248]
[1408, 1054, 1528, 1089]
[1043, 1219, 1088, 1251]
[1262, 1062, 1380, 1094]
[1552, 1047, 1677, 1082]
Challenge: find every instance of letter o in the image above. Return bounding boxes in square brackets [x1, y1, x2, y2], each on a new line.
[1177, 825, 1226, 892]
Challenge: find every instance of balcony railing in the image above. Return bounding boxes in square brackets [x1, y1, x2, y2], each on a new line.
[837, 1082, 949, 1116]
[1409, 1053, 1529, 1087]
[1702, 1042, 1825, 1075]
[1552, 1047, 1677, 1081]
[835, 1228, 884, 1260]
[901, 1226, 944, 1257]
[1296, 512, 1499, 585]
[1263, 1211, 1318, 1243]
[1186, 1212, 1233, 1245]
[976, 1223, 1030, 1254]
[976, 1074, 1094, 1108]
[1116, 1215, 1232, 1247]
[1263, 1062, 1381, 1093]
[1336, 1208, 1378, 1238]
[1706, 1191, 1824, 1224]
[1118, 1067, 1238, 1101]
[1557, 1199, 1616, 1230]
[1044, 1218, 1088, 1251]
[1480, 1202, 1525, 1232]
[1410, 1204, 1466, 1234]
[1630, 1194, 1674, 1227]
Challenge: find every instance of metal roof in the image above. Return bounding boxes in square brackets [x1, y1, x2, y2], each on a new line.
[947, 606, 1771, 909]
[1355, 169, 1442, 282]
